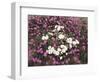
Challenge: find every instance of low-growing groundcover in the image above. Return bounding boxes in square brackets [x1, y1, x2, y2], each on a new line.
[28, 15, 88, 66]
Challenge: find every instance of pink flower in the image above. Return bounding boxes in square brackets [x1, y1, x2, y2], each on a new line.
[44, 51, 48, 56]
[39, 50, 43, 54]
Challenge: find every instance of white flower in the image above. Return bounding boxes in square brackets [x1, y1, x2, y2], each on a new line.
[60, 56, 63, 60]
[72, 41, 77, 45]
[64, 46, 68, 51]
[53, 50, 59, 56]
[60, 45, 68, 50]
[51, 47, 55, 51]
[60, 45, 68, 53]
[47, 50, 52, 54]
[52, 29, 56, 32]
[60, 26, 64, 29]
[42, 35, 49, 40]
[61, 51, 63, 54]
[66, 38, 73, 43]
[66, 38, 79, 48]
[48, 46, 52, 50]
[57, 26, 61, 31]
[58, 34, 65, 39]
[60, 45, 65, 48]
[72, 39, 79, 46]
[55, 25, 58, 29]
[48, 32, 53, 36]
[47, 46, 60, 55]
[47, 45, 60, 56]
[75, 39, 79, 44]
[42, 36, 45, 40]
[66, 53, 68, 55]
[45, 35, 49, 40]
[69, 44, 72, 49]
[61, 49, 66, 53]
[57, 48, 61, 52]
[54, 25, 64, 31]
[55, 25, 61, 31]
[47, 46, 52, 54]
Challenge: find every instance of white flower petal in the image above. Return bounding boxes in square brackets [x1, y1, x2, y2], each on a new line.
[41, 36, 45, 40]
[55, 25, 58, 28]
[45, 35, 49, 40]
[69, 44, 72, 49]
[75, 39, 79, 44]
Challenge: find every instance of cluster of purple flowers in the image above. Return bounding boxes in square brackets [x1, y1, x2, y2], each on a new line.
[28, 15, 88, 66]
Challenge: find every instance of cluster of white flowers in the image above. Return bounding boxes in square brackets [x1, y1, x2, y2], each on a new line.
[47, 46, 59, 56]
[66, 37, 79, 48]
[41, 25, 79, 59]
[41, 35, 49, 40]
[55, 25, 64, 31]
[47, 45, 68, 56]
[60, 45, 68, 53]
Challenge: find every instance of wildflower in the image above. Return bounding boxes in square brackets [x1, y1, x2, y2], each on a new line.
[72, 39, 79, 46]
[60, 45, 68, 53]
[52, 29, 56, 32]
[47, 50, 52, 54]
[48, 46, 52, 50]
[66, 37, 73, 43]
[72, 41, 77, 45]
[57, 48, 61, 52]
[54, 25, 58, 29]
[41, 36, 45, 40]
[58, 34, 65, 39]
[66, 53, 68, 55]
[42, 35, 49, 40]
[60, 45, 65, 48]
[75, 39, 79, 44]
[60, 26, 64, 29]
[53, 50, 59, 56]
[60, 56, 63, 60]
[51, 47, 55, 51]
[45, 35, 49, 40]
[48, 32, 53, 36]
[57, 26, 61, 31]
[69, 43, 72, 49]
[60, 45, 68, 50]
[61, 49, 66, 53]
[54, 25, 64, 31]
[47, 46, 56, 55]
